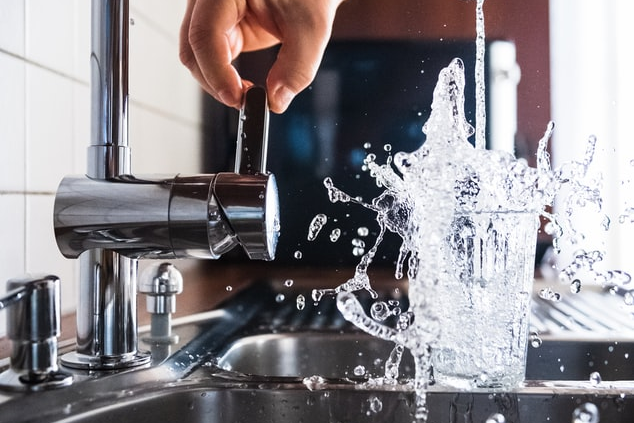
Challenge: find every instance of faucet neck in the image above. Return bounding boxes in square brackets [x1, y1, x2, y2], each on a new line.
[61, 0, 149, 370]
[89, 0, 130, 179]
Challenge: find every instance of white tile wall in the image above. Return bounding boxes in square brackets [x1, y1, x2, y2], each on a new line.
[25, 63, 75, 192]
[0, 195, 26, 289]
[0, 0, 202, 336]
[25, 0, 75, 77]
[0, 0, 25, 56]
[0, 53, 26, 192]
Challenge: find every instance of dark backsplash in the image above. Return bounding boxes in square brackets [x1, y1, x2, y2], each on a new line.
[202, 40, 498, 267]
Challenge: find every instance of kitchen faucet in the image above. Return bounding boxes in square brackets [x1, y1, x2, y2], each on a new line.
[52, 0, 279, 370]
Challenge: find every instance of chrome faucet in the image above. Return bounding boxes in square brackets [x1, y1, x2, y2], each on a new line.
[53, 0, 279, 370]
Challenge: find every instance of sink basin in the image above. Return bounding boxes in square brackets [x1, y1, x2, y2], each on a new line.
[217, 331, 634, 381]
[3, 367, 632, 423]
[218, 332, 416, 379]
[17, 381, 634, 423]
[1, 281, 634, 422]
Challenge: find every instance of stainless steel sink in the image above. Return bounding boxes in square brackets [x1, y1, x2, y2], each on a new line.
[218, 332, 416, 379]
[1, 281, 634, 422]
[14, 379, 634, 423]
[216, 330, 634, 382]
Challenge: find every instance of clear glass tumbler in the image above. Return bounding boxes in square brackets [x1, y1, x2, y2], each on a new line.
[427, 211, 539, 389]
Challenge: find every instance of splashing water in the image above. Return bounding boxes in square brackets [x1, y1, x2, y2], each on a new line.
[529, 332, 543, 348]
[296, 294, 306, 311]
[589, 371, 602, 386]
[367, 395, 383, 414]
[307, 213, 328, 241]
[307, 1, 627, 420]
[538, 286, 562, 302]
[572, 403, 600, 423]
[323, 53, 549, 396]
[353, 365, 366, 377]
[311, 38, 613, 423]
[486, 414, 507, 423]
[475, 0, 487, 150]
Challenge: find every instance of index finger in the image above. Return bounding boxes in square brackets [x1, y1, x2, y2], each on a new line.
[187, 0, 245, 108]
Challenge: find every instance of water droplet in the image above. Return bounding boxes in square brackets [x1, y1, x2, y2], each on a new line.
[275, 293, 285, 303]
[352, 247, 365, 256]
[294, 250, 303, 259]
[478, 372, 490, 385]
[363, 142, 372, 149]
[368, 395, 383, 413]
[397, 313, 412, 331]
[370, 301, 391, 321]
[307, 213, 328, 241]
[539, 287, 562, 302]
[570, 279, 582, 293]
[572, 402, 599, 423]
[352, 238, 365, 248]
[384, 144, 392, 152]
[302, 375, 327, 391]
[296, 294, 306, 310]
[589, 371, 602, 386]
[530, 332, 543, 348]
[311, 289, 324, 303]
[486, 413, 506, 423]
[329, 228, 341, 242]
[353, 365, 366, 376]
[357, 226, 369, 237]
[284, 279, 294, 287]
[601, 215, 610, 230]
[225, 285, 233, 292]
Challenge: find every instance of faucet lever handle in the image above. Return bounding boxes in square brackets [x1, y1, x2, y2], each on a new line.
[235, 86, 269, 175]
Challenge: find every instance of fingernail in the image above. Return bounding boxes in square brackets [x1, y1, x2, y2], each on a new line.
[273, 86, 295, 113]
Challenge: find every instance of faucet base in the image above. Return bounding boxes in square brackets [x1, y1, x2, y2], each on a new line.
[0, 368, 73, 392]
[61, 351, 151, 371]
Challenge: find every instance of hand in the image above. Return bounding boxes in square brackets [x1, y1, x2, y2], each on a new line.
[180, 0, 344, 113]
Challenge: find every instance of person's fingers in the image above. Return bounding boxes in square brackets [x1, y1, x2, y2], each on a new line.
[183, 0, 245, 108]
[179, 0, 213, 93]
[266, 11, 334, 113]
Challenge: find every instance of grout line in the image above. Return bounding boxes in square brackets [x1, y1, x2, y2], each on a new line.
[0, 48, 88, 86]
[0, 191, 56, 196]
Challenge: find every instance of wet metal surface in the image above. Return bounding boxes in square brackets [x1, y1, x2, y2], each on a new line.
[0, 282, 633, 422]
